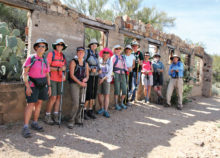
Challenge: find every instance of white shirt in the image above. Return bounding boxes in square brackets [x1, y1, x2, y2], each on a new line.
[124, 54, 135, 68]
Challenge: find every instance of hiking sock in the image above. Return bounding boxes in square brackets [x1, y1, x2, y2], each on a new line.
[23, 124, 28, 129]
[46, 112, 51, 115]
[54, 112, 58, 115]
[32, 121, 38, 125]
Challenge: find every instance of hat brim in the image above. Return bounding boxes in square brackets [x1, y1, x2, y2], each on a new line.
[131, 44, 140, 48]
[88, 42, 100, 48]
[153, 55, 161, 58]
[170, 56, 181, 61]
[33, 42, 48, 51]
[99, 49, 113, 58]
[124, 47, 132, 51]
[52, 43, 67, 51]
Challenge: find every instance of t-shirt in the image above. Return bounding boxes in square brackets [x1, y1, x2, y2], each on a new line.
[124, 54, 135, 68]
[24, 54, 50, 87]
[152, 60, 164, 72]
[47, 50, 66, 82]
[142, 60, 153, 76]
[132, 51, 144, 72]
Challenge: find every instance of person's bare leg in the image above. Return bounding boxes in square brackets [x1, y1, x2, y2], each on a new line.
[33, 100, 43, 122]
[24, 103, 35, 125]
[114, 95, 119, 105]
[98, 94, 104, 109]
[46, 96, 57, 113]
[54, 95, 61, 112]
[104, 94, 109, 111]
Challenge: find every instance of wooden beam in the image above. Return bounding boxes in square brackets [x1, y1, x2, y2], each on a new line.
[179, 47, 191, 55]
[0, 0, 44, 11]
[145, 37, 161, 45]
[167, 44, 176, 49]
[119, 28, 144, 39]
[79, 17, 115, 31]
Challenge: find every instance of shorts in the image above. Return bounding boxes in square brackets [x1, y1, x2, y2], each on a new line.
[141, 74, 153, 87]
[114, 73, 127, 95]
[97, 80, 110, 95]
[153, 73, 163, 86]
[25, 86, 48, 103]
[86, 75, 98, 100]
[51, 80, 62, 96]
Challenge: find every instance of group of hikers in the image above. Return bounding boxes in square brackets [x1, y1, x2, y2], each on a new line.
[22, 38, 184, 138]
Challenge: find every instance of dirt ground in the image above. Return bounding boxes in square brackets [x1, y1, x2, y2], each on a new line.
[0, 96, 220, 158]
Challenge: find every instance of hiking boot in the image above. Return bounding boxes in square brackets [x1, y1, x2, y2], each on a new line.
[67, 122, 74, 129]
[126, 102, 131, 106]
[177, 104, 183, 110]
[44, 114, 54, 125]
[22, 127, 31, 138]
[31, 122, 44, 132]
[158, 96, 164, 105]
[145, 98, 148, 103]
[164, 103, 171, 107]
[87, 110, 96, 119]
[84, 110, 90, 120]
[115, 104, 122, 111]
[120, 103, 127, 109]
[97, 108, 104, 114]
[103, 111, 110, 118]
[53, 114, 59, 125]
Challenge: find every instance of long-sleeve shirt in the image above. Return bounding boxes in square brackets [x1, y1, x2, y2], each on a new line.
[168, 61, 184, 78]
[99, 58, 113, 82]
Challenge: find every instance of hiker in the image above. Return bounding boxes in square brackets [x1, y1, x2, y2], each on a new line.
[141, 52, 154, 103]
[165, 54, 184, 110]
[22, 38, 51, 138]
[131, 41, 144, 102]
[45, 39, 67, 125]
[111, 45, 128, 110]
[123, 45, 135, 106]
[152, 53, 164, 104]
[67, 47, 89, 129]
[97, 48, 113, 118]
[84, 39, 100, 119]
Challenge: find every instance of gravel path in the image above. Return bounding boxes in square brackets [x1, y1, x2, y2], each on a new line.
[0, 97, 220, 158]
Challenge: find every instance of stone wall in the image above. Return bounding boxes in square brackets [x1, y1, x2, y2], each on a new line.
[0, 0, 213, 124]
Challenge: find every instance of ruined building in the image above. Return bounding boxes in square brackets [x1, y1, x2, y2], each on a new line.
[0, 0, 213, 124]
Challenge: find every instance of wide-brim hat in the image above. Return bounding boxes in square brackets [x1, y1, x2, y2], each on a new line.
[99, 48, 113, 58]
[131, 41, 140, 48]
[144, 52, 150, 56]
[33, 38, 48, 51]
[52, 38, 68, 51]
[88, 38, 100, 48]
[124, 45, 132, 51]
[112, 45, 123, 53]
[153, 53, 161, 58]
[170, 54, 181, 61]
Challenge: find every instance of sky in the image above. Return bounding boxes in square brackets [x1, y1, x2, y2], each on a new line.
[141, 0, 220, 55]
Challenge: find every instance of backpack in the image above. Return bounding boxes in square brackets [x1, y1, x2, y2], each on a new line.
[51, 51, 66, 63]
[85, 49, 98, 62]
[113, 55, 127, 73]
[29, 55, 48, 69]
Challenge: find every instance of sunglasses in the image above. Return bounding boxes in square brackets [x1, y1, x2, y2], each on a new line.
[38, 45, 46, 48]
[115, 48, 121, 50]
[57, 43, 64, 46]
[103, 51, 109, 54]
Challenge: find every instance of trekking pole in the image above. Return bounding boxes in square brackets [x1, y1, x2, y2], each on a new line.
[80, 87, 87, 126]
[59, 71, 65, 128]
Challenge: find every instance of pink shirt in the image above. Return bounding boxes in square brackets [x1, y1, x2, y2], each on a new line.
[111, 55, 128, 74]
[24, 54, 50, 87]
[142, 60, 152, 75]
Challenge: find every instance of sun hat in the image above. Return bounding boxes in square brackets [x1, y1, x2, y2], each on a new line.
[33, 38, 48, 51]
[52, 38, 67, 50]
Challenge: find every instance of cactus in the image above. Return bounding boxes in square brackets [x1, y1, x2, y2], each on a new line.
[8, 36, 17, 48]
[0, 22, 25, 81]
[12, 29, 20, 37]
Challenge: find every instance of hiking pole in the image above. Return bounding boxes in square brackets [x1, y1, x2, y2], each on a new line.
[80, 87, 87, 126]
[59, 71, 65, 128]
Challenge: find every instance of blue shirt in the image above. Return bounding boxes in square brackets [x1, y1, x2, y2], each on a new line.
[168, 61, 184, 78]
[152, 60, 164, 72]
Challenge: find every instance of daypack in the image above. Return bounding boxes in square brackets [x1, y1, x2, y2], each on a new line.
[51, 51, 66, 66]
[29, 55, 48, 69]
[113, 55, 127, 73]
[68, 58, 86, 83]
[85, 49, 99, 68]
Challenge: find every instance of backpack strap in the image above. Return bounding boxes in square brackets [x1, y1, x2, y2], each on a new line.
[52, 51, 65, 62]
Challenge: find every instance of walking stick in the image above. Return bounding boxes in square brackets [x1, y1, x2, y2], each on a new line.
[59, 71, 65, 128]
[79, 87, 87, 126]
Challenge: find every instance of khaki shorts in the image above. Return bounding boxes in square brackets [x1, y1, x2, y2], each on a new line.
[97, 80, 110, 95]
[51, 80, 63, 96]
